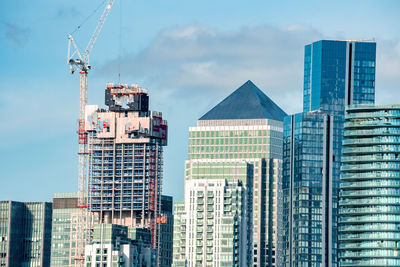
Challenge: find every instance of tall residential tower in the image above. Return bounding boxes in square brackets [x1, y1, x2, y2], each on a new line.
[339, 105, 400, 266]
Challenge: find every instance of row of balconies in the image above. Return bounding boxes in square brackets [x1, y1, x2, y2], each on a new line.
[339, 223, 400, 233]
[339, 215, 400, 223]
[346, 110, 400, 120]
[339, 232, 400, 241]
[340, 253, 400, 264]
[340, 180, 400, 189]
[344, 128, 400, 138]
[343, 136, 400, 146]
[342, 146, 400, 154]
[342, 154, 400, 163]
[341, 163, 400, 172]
[344, 120, 400, 128]
[340, 197, 400, 206]
[339, 240, 400, 250]
[341, 171, 400, 180]
[339, 188, 400, 198]
[340, 206, 400, 216]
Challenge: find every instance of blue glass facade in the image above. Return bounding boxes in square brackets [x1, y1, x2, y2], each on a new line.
[282, 112, 334, 266]
[0, 201, 52, 267]
[303, 40, 376, 115]
[281, 40, 376, 267]
[339, 105, 400, 266]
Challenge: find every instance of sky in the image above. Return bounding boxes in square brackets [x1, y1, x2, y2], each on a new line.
[1, 0, 399, 203]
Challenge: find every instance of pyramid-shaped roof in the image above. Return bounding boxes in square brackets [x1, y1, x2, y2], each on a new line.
[199, 80, 287, 121]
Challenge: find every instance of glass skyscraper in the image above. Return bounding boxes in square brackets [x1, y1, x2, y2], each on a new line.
[339, 105, 400, 266]
[173, 80, 286, 266]
[281, 40, 376, 266]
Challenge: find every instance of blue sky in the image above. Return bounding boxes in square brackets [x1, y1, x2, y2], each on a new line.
[1, 0, 399, 202]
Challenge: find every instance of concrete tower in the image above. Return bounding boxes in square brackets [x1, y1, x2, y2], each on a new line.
[86, 83, 167, 251]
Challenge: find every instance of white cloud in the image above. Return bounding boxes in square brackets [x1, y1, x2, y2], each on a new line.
[98, 24, 324, 115]
[95, 24, 400, 200]
[97, 24, 400, 115]
[95, 24, 326, 199]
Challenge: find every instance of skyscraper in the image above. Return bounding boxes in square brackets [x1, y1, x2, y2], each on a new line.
[173, 80, 286, 266]
[281, 40, 376, 266]
[0, 201, 52, 267]
[86, 83, 167, 253]
[339, 105, 400, 266]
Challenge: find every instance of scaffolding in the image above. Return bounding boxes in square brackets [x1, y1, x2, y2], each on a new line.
[85, 84, 167, 264]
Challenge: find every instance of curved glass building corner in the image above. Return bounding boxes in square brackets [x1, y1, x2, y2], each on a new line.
[339, 105, 400, 266]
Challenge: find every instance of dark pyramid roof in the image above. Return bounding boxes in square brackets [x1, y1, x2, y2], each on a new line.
[199, 80, 287, 121]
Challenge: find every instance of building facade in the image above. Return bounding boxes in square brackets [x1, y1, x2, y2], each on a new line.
[86, 83, 167, 254]
[173, 80, 286, 266]
[180, 160, 253, 267]
[281, 111, 333, 266]
[0, 201, 52, 267]
[159, 195, 173, 267]
[85, 224, 155, 266]
[172, 201, 186, 266]
[281, 40, 376, 266]
[339, 105, 400, 266]
[50, 193, 78, 266]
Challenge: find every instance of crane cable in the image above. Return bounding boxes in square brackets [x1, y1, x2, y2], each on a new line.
[118, 0, 123, 83]
[71, 0, 108, 35]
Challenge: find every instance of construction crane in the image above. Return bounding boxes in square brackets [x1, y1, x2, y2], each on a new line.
[67, 0, 115, 265]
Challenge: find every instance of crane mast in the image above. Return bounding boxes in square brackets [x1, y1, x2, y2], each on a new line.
[67, 1, 114, 265]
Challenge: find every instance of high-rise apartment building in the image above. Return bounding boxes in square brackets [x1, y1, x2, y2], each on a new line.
[176, 160, 254, 267]
[0, 201, 52, 267]
[86, 83, 167, 253]
[280, 40, 376, 266]
[173, 80, 286, 266]
[50, 193, 78, 266]
[339, 105, 400, 266]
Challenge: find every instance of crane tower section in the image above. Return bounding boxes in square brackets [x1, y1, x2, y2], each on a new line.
[67, 1, 114, 265]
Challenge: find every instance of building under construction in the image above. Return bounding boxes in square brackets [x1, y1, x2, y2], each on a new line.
[85, 83, 167, 254]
